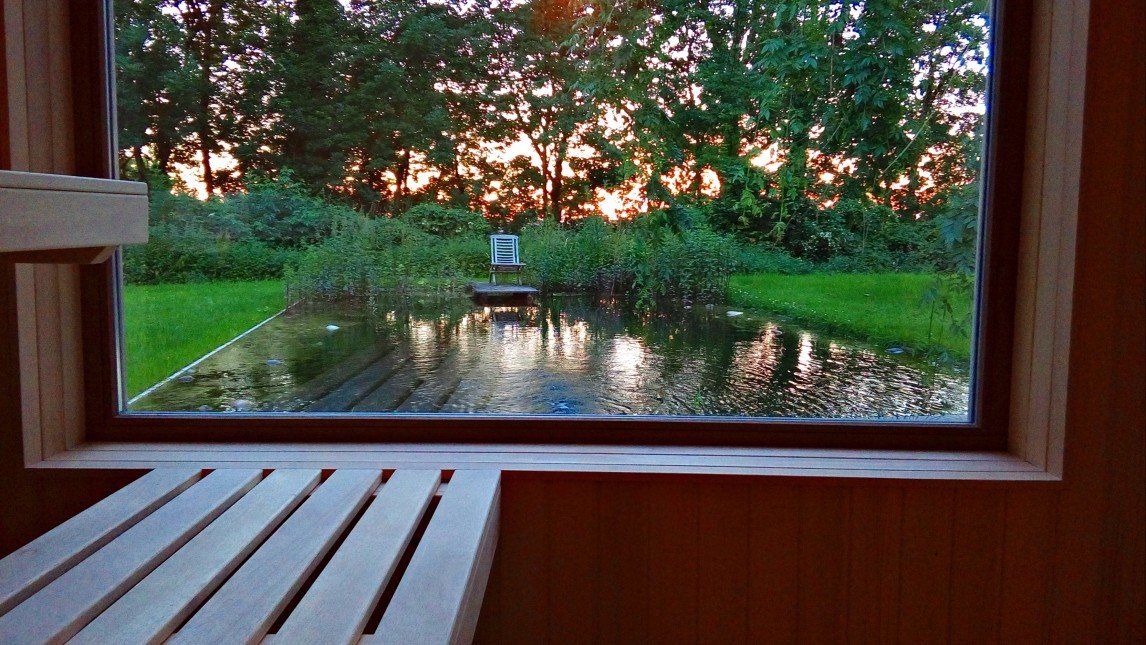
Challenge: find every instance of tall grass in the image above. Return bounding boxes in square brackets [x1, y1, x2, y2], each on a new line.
[287, 215, 739, 306]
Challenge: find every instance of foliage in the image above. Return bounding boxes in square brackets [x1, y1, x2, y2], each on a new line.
[123, 181, 350, 284]
[122, 280, 284, 396]
[116, 0, 989, 239]
[285, 214, 491, 300]
[287, 212, 738, 307]
[735, 246, 815, 275]
[921, 181, 980, 361]
[401, 203, 490, 237]
[521, 216, 738, 306]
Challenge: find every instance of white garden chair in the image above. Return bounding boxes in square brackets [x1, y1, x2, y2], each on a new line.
[489, 234, 524, 284]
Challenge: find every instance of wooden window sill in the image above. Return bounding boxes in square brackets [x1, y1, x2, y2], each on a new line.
[29, 442, 1060, 482]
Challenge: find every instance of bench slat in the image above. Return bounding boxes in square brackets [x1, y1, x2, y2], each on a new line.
[273, 470, 440, 645]
[0, 468, 201, 616]
[70, 470, 321, 645]
[0, 469, 259, 643]
[169, 469, 381, 645]
[368, 470, 500, 645]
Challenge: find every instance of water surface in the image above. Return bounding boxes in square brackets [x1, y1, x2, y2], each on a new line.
[130, 295, 969, 419]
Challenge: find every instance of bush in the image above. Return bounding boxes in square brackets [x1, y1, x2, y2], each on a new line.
[735, 246, 814, 275]
[286, 213, 491, 300]
[400, 203, 490, 238]
[519, 218, 628, 292]
[289, 211, 739, 308]
[122, 225, 301, 284]
[216, 178, 349, 248]
[123, 180, 349, 284]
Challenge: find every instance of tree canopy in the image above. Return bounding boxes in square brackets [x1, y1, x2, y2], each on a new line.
[116, 0, 990, 237]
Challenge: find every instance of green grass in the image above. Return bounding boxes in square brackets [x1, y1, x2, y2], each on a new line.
[727, 273, 974, 358]
[123, 281, 285, 397]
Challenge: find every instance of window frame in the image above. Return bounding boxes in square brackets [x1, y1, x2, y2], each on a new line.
[75, 0, 1031, 450]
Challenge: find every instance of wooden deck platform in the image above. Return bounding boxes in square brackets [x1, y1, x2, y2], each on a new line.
[468, 282, 539, 297]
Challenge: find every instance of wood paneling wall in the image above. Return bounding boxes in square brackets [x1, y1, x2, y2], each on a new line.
[474, 0, 1144, 639]
[3, 0, 87, 466]
[0, 0, 1141, 641]
[0, 0, 141, 556]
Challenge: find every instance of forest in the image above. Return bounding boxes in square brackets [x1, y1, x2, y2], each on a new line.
[116, 0, 987, 308]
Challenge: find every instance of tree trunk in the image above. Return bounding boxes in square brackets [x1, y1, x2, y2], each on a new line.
[132, 145, 149, 184]
[396, 148, 411, 201]
[552, 138, 568, 223]
[200, 133, 215, 195]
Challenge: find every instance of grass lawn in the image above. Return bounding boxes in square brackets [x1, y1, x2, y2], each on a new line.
[727, 273, 974, 359]
[123, 280, 285, 397]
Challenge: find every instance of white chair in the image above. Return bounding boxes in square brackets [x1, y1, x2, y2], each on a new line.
[489, 234, 524, 284]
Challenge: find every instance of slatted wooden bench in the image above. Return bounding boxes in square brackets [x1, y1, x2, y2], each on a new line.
[0, 468, 500, 644]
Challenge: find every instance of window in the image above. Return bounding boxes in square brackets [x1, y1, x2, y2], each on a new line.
[68, 0, 1038, 448]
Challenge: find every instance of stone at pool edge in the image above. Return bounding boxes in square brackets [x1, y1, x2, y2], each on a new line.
[231, 399, 256, 411]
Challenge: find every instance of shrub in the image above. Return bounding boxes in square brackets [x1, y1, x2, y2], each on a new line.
[122, 226, 301, 284]
[286, 212, 491, 300]
[216, 178, 348, 248]
[123, 180, 347, 284]
[289, 211, 739, 308]
[400, 203, 490, 238]
[735, 246, 814, 275]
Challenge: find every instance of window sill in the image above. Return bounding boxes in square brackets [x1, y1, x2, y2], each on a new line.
[29, 442, 1060, 482]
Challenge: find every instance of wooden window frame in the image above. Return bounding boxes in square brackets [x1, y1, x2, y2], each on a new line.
[6, 0, 1086, 477]
[80, 0, 1025, 448]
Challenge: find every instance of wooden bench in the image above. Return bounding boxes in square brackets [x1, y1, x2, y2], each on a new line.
[0, 468, 500, 644]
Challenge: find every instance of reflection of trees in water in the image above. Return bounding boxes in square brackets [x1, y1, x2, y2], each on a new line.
[345, 294, 967, 417]
[136, 295, 969, 416]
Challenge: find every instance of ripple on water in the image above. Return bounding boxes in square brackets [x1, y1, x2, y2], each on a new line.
[130, 296, 970, 420]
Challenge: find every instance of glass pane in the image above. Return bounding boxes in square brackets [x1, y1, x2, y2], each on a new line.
[117, 0, 989, 420]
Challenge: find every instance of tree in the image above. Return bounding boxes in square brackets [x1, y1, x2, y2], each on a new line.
[114, 0, 194, 182]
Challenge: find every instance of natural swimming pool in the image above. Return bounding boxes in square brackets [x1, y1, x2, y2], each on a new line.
[130, 295, 970, 419]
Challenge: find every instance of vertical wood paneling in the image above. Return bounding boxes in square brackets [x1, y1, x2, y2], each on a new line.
[747, 485, 799, 643]
[874, 489, 905, 642]
[646, 482, 698, 643]
[0, 2, 9, 169]
[896, 489, 954, 642]
[494, 482, 548, 643]
[13, 264, 40, 465]
[3, 0, 29, 169]
[5, 0, 81, 464]
[34, 265, 64, 457]
[57, 266, 84, 449]
[695, 483, 749, 644]
[948, 489, 1007, 643]
[846, 487, 903, 643]
[45, 0, 72, 174]
[595, 482, 648, 643]
[998, 488, 1057, 642]
[797, 487, 849, 643]
[545, 480, 597, 643]
[20, 1, 50, 173]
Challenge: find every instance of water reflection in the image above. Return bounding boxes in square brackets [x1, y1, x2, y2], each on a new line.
[130, 295, 969, 419]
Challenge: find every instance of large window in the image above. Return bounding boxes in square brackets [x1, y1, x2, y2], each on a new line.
[86, 0, 1027, 445]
